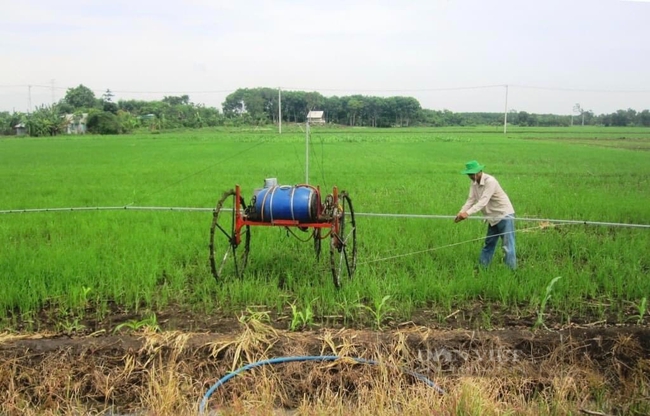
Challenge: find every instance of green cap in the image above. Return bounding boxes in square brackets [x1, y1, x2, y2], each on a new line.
[461, 160, 485, 174]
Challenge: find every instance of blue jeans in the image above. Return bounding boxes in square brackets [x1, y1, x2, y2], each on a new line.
[479, 215, 516, 270]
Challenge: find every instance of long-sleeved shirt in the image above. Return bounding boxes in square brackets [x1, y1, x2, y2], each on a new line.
[460, 173, 514, 226]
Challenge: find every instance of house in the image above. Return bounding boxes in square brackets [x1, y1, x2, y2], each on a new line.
[14, 123, 26, 136]
[307, 110, 325, 125]
[64, 113, 88, 134]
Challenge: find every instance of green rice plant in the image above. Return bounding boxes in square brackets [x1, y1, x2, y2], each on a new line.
[336, 292, 361, 325]
[94, 299, 110, 322]
[0, 127, 649, 329]
[534, 276, 562, 330]
[481, 307, 493, 330]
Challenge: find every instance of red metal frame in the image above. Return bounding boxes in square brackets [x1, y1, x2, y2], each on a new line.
[232, 184, 340, 246]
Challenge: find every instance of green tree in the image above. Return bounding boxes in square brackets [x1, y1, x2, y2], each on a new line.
[304, 91, 325, 113]
[517, 111, 538, 126]
[86, 110, 120, 135]
[0, 111, 26, 135]
[610, 109, 632, 126]
[346, 97, 364, 126]
[323, 96, 343, 124]
[63, 85, 98, 110]
[222, 89, 246, 117]
[118, 99, 150, 115]
[390, 96, 420, 127]
[25, 105, 67, 136]
[283, 91, 307, 122]
[639, 110, 650, 127]
[116, 110, 139, 133]
[162, 95, 190, 106]
[56, 101, 75, 115]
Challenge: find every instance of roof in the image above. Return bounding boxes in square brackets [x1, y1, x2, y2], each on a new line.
[307, 110, 324, 118]
[63, 113, 88, 122]
[14, 123, 26, 128]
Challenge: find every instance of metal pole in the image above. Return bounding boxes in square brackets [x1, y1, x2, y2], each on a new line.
[503, 84, 508, 134]
[305, 120, 310, 184]
[278, 87, 282, 134]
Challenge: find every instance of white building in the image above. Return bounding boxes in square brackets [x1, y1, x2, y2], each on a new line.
[64, 113, 88, 134]
[307, 110, 325, 125]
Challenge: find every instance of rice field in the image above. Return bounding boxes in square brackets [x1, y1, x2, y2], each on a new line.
[1, 126, 649, 331]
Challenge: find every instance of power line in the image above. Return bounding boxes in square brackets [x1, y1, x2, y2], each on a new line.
[0, 84, 236, 95]
[106, 89, 237, 94]
[510, 84, 650, 94]
[279, 84, 507, 93]
[4, 83, 650, 95]
[0, 84, 68, 90]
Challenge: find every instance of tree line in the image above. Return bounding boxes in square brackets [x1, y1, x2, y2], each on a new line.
[223, 88, 421, 127]
[1, 85, 649, 136]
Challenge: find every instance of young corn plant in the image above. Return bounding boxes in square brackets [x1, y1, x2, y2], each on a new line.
[289, 299, 316, 331]
[534, 276, 562, 330]
[357, 295, 395, 330]
[57, 317, 86, 335]
[113, 313, 160, 333]
[633, 297, 647, 325]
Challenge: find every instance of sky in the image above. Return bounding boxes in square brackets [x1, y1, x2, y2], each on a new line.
[2, 0, 649, 115]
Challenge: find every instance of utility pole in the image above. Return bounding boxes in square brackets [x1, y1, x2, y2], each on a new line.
[503, 84, 508, 134]
[50, 79, 55, 104]
[305, 119, 310, 184]
[278, 87, 282, 134]
[28, 85, 32, 113]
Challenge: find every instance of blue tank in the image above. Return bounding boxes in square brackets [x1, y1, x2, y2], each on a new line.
[253, 185, 318, 223]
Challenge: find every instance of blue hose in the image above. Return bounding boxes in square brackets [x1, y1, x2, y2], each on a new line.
[199, 355, 445, 414]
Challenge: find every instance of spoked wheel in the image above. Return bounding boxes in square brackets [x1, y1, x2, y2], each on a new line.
[330, 191, 357, 288]
[209, 189, 250, 283]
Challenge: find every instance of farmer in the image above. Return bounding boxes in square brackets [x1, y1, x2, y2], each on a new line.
[454, 160, 517, 270]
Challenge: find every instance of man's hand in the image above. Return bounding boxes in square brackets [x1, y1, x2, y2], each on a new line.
[454, 212, 468, 223]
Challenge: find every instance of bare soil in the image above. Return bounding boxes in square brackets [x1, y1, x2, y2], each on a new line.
[1, 305, 650, 415]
